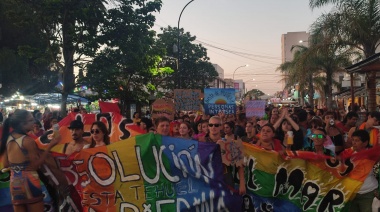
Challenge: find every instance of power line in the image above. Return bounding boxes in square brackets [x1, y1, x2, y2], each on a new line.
[196, 37, 280, 58]
[195, 40, 281, 65]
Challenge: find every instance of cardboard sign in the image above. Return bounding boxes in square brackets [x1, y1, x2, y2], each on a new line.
[245, 100, 266, 118]
[204, 88, 236, 115]
[174, 89, 201, 111]
[151, 98, 175, 120]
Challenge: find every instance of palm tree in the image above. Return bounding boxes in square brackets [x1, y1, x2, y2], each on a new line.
[278, 31, 357, 110]
[278, 45, 315, 107]
[306, 29, 358, 109]
[309, 0, 380, 111]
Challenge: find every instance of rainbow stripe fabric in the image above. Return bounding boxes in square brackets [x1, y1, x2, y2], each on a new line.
[1, 122, 379, 211]
[243, 143, 379, 211]
[65, 133, 242, 211]
[35, 112, 144, 152]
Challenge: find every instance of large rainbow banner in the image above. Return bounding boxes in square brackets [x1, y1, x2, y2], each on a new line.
[1, 119, 379, 211]
[242, 143, 379, 212]
[64, 133, 242, 211]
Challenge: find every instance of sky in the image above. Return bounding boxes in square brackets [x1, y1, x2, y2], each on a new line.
[153, 0, 333, 95]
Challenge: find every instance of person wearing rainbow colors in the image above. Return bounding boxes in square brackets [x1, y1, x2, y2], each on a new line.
[347, 111, 380, 148]
[343, 130, 377, 211]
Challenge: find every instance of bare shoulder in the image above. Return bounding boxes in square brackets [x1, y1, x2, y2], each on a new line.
[22, 135, 38, 149]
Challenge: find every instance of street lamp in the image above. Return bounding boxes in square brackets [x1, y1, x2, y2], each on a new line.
[177, 0, 195, 89]
[299, 40, 309, 47]
[232, 64, 249, 81]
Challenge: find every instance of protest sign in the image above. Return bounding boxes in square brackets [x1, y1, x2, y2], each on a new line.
[245, 100, 266, 118]
[174, 89, 201, 111]
[204, 88, 236, 115]
[151, 99, 175, 120]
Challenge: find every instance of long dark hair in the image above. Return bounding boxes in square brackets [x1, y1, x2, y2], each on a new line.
[0, 109, 31, 155]
[89, 121, 110, 148]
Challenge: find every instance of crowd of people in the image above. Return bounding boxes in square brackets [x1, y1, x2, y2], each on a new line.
[0, 105, 379, 211]
[142, 106, 380, 211]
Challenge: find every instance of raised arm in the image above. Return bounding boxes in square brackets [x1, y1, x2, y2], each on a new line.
[23, 135, 61, 170]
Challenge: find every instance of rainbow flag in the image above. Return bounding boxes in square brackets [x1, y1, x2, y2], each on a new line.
[242, 143, 379, 211]
[64, 133, 242, 211]
[35, 112, 143, 152]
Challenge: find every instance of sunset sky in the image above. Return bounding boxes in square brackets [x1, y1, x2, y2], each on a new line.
[153, 0, 333, 94]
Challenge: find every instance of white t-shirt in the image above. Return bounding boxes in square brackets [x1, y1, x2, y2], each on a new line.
[358, 169, 378, 194]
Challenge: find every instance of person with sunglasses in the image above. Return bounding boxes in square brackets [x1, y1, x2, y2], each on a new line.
[199, 116, 246, 195]
[83, 121, 110, 149]
[303, 128, 335, 157]
[304, 118, 323, 147]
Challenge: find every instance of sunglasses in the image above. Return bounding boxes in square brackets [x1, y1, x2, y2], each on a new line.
[208, 124, 221, 127]
[311, 134, 325, 139]
[91, 129, 101, 134]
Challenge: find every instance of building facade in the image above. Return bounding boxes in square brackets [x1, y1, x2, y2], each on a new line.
[281, 31, 310, 91]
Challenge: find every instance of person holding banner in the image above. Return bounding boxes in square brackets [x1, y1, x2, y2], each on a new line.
[241, 121, 257, 144]
[304, 128, 335, 157]
[169, 120, 180, 137]
[132, 112, 141, 125]
[193, 120, 208, 140]
[178, 122, 193, 139]
[83, 121, 110, 149]
[138, 117, 153, 134]
[223, 121, 236, 142]
[345, 130, 377, 212]
[255, 124, 283, 152]
[64, 120, 87, 155]
[154, 117, 170, 136]
[200, 116, 246, 195]
[0, 109, 61, 212]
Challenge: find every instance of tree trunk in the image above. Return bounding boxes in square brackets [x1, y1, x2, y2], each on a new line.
[308, 73, 314, 108]
[325, 70, 333, 110]
[299, 90, 304, 106]
[60, 92, 68, 116]
[367, 71, 377, 112]
[60, 13, 76, 117]
[120, 90, 128, 116]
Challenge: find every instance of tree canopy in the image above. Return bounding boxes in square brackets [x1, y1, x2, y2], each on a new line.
[77, 0, 163, 115]
[0, 1, 59, 96]
[156, 26, 218, 90]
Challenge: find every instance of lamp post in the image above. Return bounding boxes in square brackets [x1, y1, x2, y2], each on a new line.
[177, 0, 195, 89]
[299, 40, 309, 47]
[232, 64, 249, 81]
